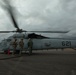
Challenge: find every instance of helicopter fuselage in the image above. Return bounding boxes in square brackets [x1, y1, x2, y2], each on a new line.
[0, 38, 76, 51]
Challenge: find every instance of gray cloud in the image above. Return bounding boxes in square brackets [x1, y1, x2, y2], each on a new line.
[0, 0, 76, 40]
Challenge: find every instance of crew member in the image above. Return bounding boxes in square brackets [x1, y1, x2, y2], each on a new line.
[28, 38, 33, 55]
[12, 38, 18, 55]
[19, 38, 24, 55]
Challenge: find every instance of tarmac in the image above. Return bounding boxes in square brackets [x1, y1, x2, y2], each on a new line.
[0, 49, 76, 75]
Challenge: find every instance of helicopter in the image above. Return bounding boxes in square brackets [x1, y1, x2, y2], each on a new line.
[0, 0, 76, 55]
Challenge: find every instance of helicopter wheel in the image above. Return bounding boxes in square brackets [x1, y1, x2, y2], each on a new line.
[15, 50, 20, 54]
[4, 50, 8, 54]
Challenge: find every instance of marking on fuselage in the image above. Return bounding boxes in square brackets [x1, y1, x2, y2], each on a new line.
[62, 41, 71, 47]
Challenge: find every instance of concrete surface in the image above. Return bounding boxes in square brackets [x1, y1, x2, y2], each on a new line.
[0, 49, 76, 75]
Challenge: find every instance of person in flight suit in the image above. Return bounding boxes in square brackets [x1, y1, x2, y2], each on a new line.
[28, 38, 33, 55]
[19, 38, 24, 55]
[12, 38, 18, 55]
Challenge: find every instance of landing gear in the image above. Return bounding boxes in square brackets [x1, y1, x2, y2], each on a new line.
[15, 50, 20, 54]
[4, 50, 8, 54]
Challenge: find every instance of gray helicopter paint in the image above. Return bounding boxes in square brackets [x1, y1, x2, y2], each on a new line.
[0, 38, 76, 51]
[31, 39, 76, 49]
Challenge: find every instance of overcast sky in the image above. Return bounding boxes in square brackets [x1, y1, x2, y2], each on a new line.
[0, 0, 76, 40]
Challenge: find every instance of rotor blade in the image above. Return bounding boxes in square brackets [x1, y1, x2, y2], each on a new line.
[0, 30, 25, 33]
[0, 30, 27, 33]
[0, 30, 69, 33]
[18, 30, 69, 33]
[2, 0, 20, 29]
[9, 9, 19, 29]
[0, 31, 11, 33]
[26, 31, 69, 33]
